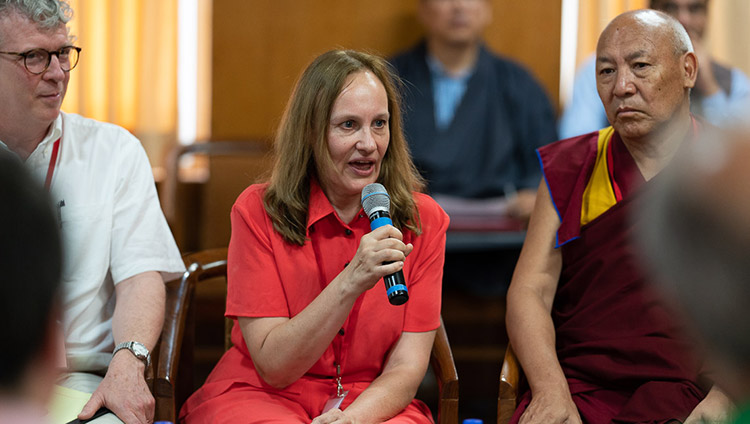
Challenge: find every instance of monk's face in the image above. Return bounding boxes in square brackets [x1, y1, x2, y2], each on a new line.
[596, 11, 696, 142]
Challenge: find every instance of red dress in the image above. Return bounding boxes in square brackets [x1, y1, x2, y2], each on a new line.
[180, 181, 449, 423]
[511, 128, 708, 424]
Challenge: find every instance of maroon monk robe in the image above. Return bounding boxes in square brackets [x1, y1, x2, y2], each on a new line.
[510, 129, 708, 424]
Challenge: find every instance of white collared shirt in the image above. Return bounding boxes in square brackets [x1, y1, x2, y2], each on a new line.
[1, 112, 185, 371]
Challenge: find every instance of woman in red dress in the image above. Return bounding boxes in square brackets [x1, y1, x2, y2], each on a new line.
[180, 50, 449, 424]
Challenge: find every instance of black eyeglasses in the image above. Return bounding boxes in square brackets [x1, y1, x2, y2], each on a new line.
[0, 46, 81, 75]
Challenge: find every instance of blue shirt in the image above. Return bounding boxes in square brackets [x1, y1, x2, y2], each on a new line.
[427, 54, 473, 131]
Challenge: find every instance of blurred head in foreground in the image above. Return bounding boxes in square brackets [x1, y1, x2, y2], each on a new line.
[638, 126, 750, 402]
[0, 149, 62, 411]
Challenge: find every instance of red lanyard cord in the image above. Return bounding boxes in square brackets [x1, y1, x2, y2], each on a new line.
[44, 137, 61, 191]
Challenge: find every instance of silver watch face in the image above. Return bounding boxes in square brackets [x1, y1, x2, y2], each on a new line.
[131, 342, 148, 359]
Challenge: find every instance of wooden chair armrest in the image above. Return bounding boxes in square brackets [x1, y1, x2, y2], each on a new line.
[430, 318, 459, 424]
[153, 248, 228, 422]
[497, 344, 520, 424]
[153, 265, 197, 422]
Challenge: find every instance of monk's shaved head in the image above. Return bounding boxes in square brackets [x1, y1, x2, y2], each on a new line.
[600, 9, 693, 58]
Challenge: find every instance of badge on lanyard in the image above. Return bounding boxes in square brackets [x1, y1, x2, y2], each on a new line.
[321, 356, 349, 413]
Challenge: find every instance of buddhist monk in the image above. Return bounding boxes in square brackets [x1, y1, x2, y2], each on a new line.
[505, 9, 733, 424]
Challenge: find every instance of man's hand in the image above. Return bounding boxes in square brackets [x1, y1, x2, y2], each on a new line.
[519, 389, 582, 424]
[78, 351, 154, 424]
[684, 385, 734, 424]
[311, 408, 358, 424]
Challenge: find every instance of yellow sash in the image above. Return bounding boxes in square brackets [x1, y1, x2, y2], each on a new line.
[581, 126, 617, 226]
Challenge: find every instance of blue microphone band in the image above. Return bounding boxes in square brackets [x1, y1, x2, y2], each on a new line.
[386, 284, 408, 296]
[369, 216, 392, 230]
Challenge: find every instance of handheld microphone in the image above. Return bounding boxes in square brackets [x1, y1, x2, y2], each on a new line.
[361, 183, 409, 306]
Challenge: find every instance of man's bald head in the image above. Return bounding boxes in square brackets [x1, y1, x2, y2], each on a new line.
[595, 9, 698, 144]
[600, 9, 693, 57]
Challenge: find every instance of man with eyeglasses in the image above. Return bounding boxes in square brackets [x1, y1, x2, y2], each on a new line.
[559, 0, 750, 139]
[0, 1, 184, 424]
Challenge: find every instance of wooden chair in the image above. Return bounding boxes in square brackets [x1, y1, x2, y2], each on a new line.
[497, 344, 521, 424]
[431, 319, 460, 423]
[153, 247, 460, 424]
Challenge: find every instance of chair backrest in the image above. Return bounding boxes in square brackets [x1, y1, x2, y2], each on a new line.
[153, 248, 459, 424]
[161, 140, 272, 252]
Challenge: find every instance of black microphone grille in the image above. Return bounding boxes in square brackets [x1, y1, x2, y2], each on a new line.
[361, 183, 390, 216]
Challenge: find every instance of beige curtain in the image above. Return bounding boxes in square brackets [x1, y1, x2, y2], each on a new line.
[706, 0, 750, 76]
[62, 0, 178, 168]
[575, 0, 648, 67]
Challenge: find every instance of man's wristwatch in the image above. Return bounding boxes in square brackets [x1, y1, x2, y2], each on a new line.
[113, 341, 151, 368]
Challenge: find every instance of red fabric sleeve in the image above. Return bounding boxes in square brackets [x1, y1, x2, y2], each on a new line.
[402, 193, 450, 332]
[226, 184, 290, 318]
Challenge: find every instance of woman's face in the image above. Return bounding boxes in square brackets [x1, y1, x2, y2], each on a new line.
[319, 70, 390, 206]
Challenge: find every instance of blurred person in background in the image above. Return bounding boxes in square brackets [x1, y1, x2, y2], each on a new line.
[391, 0, 557, 219]
[391, 0, 557, 295]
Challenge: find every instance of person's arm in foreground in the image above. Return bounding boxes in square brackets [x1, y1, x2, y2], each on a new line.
[505, 181, 581, 424]
[79, 271, 165, 424]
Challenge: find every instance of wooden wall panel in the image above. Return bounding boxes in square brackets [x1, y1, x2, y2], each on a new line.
[487, 1, 561, 107]
[211, 0, 562, 141]
[202, 154, 273, 249]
